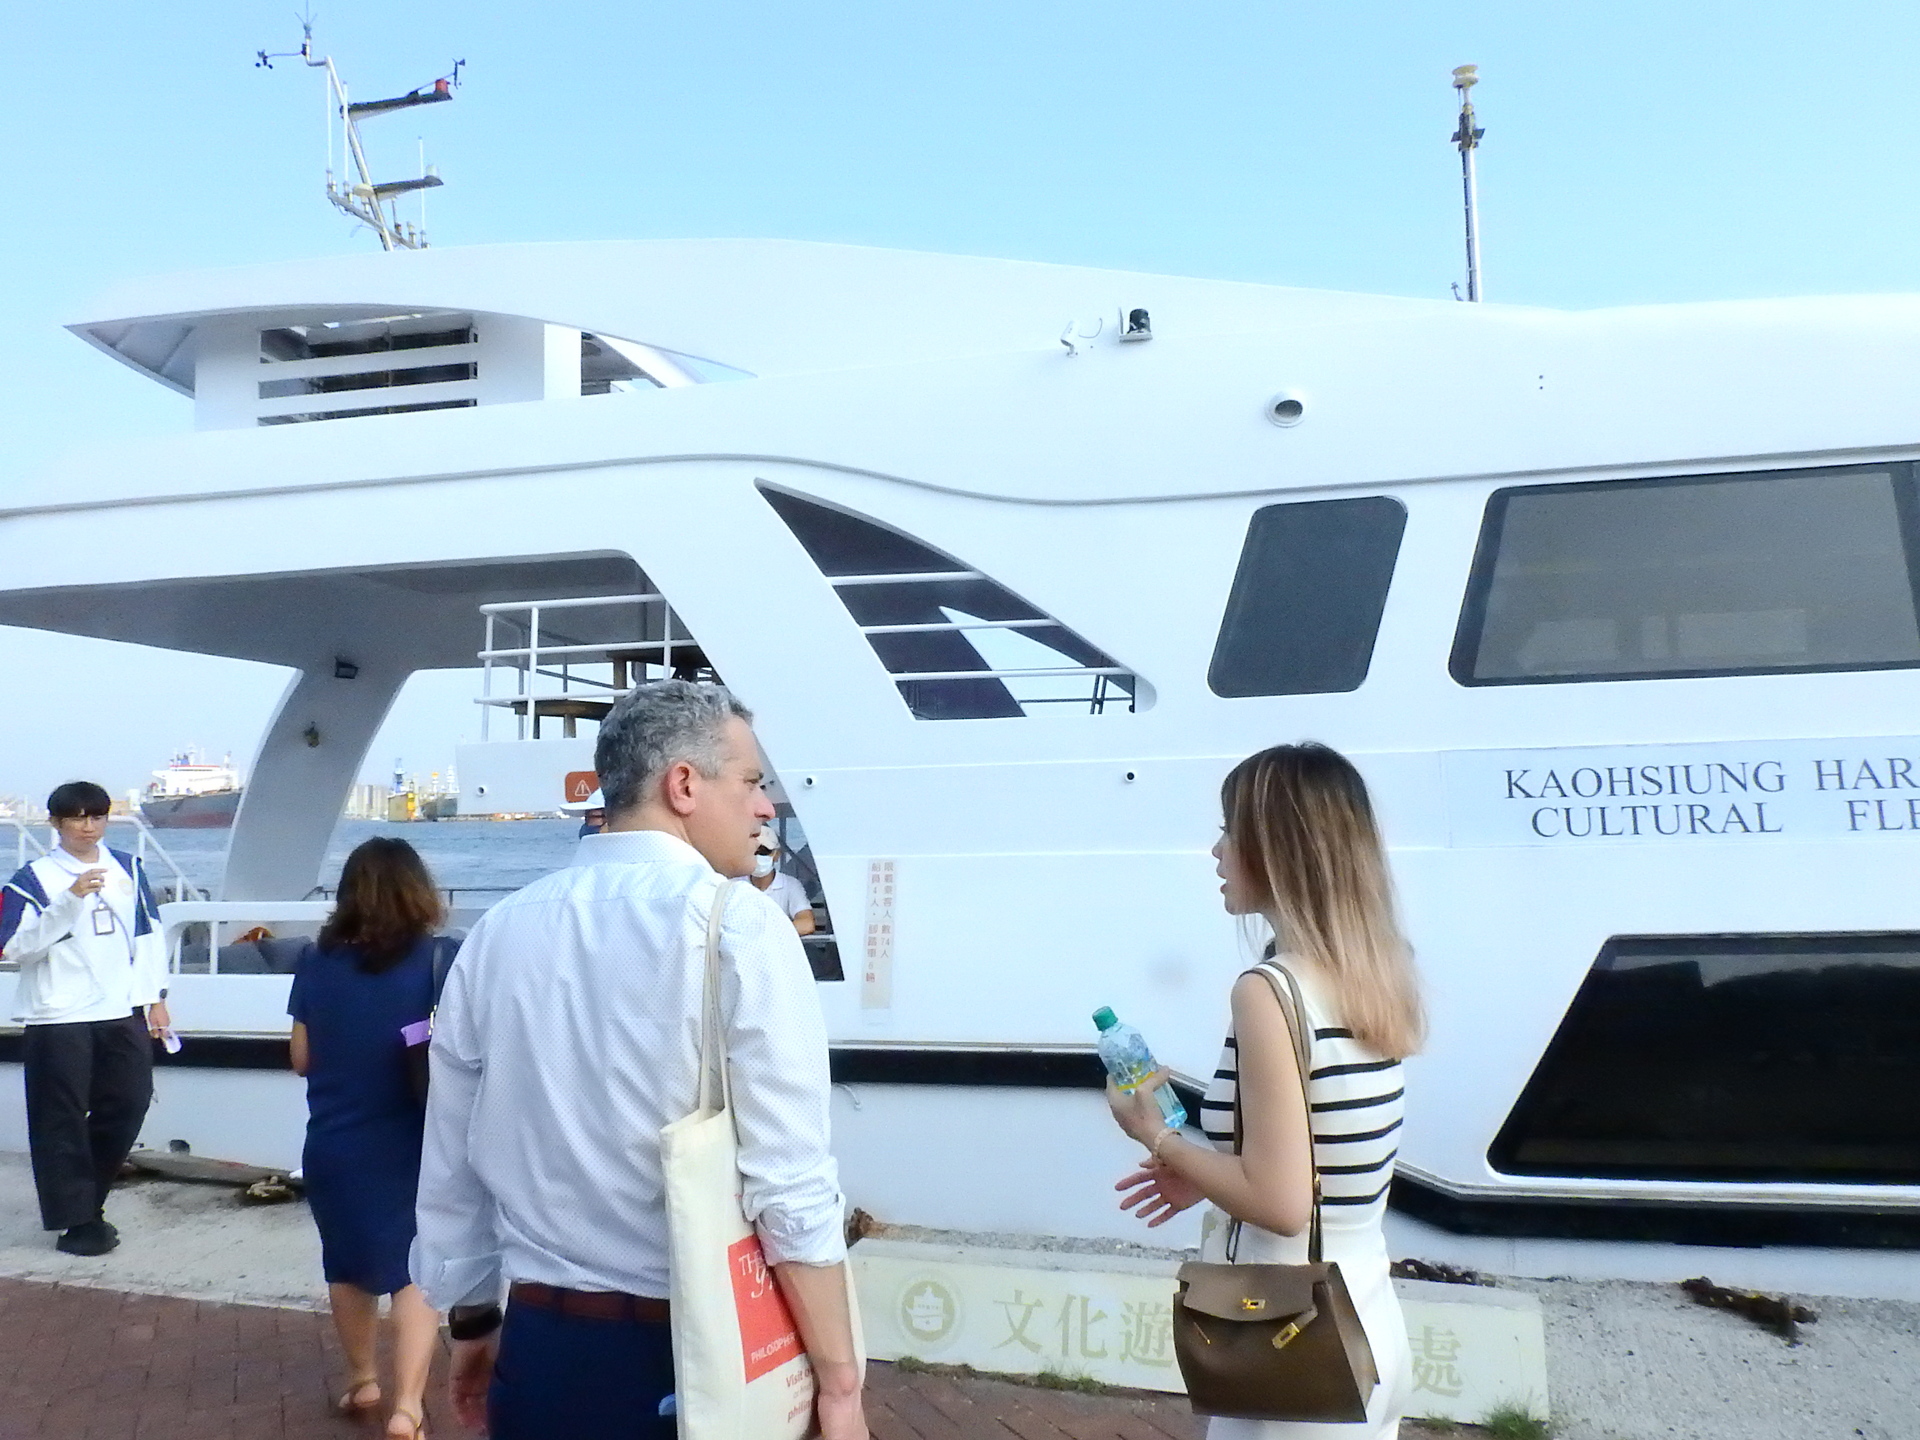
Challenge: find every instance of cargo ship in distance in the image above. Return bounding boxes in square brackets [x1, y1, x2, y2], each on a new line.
[138, 752, 242, 829]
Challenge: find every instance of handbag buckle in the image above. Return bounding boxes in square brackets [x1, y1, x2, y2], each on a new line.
[1271, 1319, 1304, 1350]
[1239, 1298, 1266, 1312]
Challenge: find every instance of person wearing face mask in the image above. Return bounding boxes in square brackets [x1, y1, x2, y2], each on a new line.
[749, 825, 815, 936]
[0, 781, 171, 1257]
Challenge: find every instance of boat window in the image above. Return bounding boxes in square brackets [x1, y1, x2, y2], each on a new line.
[1452, 465, 1920, 684]
[1489, 933, 1920, 1184]
[255, 312, 480, 426]
[1207, 497, 1407, 697]
[758, 485, 1143, 719]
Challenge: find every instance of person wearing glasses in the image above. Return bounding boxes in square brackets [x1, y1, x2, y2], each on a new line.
[0, 781, 170, 1257]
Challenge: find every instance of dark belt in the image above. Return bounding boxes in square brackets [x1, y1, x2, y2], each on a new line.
[508, 1281, 670, 1324]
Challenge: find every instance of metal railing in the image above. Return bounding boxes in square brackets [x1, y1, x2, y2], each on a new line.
[303, 884, 516, 906]
[477, 593, 694, 740]
[1, 813, 204, 901]
[832, 569, 1139, 717]
[159, 901, 331, 976]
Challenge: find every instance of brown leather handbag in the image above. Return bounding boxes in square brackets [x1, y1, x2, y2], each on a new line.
[1172, 964, 1379, 1422]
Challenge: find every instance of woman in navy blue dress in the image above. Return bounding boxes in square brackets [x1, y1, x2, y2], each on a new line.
[289, 838, 449, 1439]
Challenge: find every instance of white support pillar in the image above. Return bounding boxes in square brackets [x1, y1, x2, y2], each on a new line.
[222, 663, 410, 900]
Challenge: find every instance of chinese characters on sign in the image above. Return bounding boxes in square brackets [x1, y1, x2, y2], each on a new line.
[855, 1252, 1549, 1415]
[990, 1288, 1173, 1369]
[1410, 1324, 1465, 1398]
[862, 859, 896, 1009]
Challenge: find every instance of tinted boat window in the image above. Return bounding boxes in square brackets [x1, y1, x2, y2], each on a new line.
[758, 484, 1143, 719]
[1207, 497, 1407, 697]
[1489, 933, 1920, 1184]
[1453, 466, 1920, 684]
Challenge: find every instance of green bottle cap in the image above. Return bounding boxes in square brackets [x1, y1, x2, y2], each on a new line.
[1092, 1007, 1118, 1031]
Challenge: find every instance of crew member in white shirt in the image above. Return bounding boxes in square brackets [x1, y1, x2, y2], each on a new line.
[413, 681, 865, 1440]
[751, 825, 816, 935]
[0, 781, 171, 1256]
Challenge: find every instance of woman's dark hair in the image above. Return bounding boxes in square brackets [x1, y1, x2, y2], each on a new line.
[47, 781, 111, 819]
[317, 838, 444, 974]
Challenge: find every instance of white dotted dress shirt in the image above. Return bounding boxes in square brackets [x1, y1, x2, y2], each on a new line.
[412, 829, 846, 1310]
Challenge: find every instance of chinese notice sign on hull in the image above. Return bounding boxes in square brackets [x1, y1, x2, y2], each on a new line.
[850, 1244, 1549, 1423]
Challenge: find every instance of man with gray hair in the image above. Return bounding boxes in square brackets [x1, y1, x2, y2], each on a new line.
[414, 681, 865, 1439]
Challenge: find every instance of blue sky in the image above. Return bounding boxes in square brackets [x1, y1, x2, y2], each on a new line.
[3, 0, 1920, 801]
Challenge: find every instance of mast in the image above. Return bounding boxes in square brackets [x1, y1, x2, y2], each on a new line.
[1451, 64, 1485, 302]
[258, 23, 460, 251]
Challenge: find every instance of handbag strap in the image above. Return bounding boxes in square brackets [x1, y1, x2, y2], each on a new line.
[694, 877, 734, 1115]
[1227, 961, 1324, 1266]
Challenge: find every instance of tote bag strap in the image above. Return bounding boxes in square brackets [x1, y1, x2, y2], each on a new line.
[1227, 961, 1324, 1266]
[694, 878, 734, 1115]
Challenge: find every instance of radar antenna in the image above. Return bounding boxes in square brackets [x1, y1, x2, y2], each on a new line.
[258, 18, 462, 251]
[1450, 65, 1485, 302]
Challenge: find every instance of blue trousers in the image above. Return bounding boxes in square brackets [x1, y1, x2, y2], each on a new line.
[488, 1302, 677, 1439]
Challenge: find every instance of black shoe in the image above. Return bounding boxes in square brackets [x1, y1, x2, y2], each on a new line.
[55, 1219, 118, 1256]
[97, 1217, 119, 1243]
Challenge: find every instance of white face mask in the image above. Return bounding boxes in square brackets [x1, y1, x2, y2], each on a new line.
[752, 854, 776, 878]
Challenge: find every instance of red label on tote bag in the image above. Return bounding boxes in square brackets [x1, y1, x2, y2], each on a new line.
[728, 1234, 804, 1381]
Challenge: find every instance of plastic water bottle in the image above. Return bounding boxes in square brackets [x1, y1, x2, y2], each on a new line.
[1093, 1007, 1188, 1130]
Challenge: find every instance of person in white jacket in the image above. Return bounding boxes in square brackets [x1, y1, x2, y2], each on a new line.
[0, 781, 171, 1256]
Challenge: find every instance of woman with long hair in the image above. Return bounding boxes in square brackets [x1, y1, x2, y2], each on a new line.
[289, 837, 451, 1439]
[1106, 743, 1421, 1438]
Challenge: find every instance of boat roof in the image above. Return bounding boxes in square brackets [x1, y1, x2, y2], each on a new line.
[71, 238, 1482, 394]
[39, 238, 1920, 513]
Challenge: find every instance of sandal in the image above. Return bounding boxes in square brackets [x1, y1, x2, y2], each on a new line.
[336, 1377, 382, 1416]
[386, 1405, 425, 1439]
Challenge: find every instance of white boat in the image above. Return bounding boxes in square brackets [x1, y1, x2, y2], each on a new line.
[2, 237, 1918, 1275]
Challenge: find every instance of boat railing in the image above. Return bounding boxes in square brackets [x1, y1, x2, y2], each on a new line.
[3, 814, 49, 871]
[0, 813, 203, 902]
[477, 592, 694, 741]
[302, 884, 517, 905]
[159, 900, 332, 976]
[107, 813, 207, 902]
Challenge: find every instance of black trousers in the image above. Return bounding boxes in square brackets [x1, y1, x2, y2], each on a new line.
[22, 1012, 154, 1231]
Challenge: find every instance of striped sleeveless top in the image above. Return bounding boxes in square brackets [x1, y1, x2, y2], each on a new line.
[1199, 960, 1404, 1217]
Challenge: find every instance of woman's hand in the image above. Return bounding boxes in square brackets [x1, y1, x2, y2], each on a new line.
[1116, 1159, 1206, 1227]
[1105, 1068, 1175, 1147]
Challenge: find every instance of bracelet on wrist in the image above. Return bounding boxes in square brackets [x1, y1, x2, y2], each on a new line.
[447, 1303, 503, 1341]
[1149, 1127, 1179, 1162]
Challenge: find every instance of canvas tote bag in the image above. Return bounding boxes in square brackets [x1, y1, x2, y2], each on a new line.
[661, 878, 862, 1440]
[1171, 963, 1379, 1422]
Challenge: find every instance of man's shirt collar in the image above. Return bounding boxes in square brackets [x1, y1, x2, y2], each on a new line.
[571, 828, 714, 872]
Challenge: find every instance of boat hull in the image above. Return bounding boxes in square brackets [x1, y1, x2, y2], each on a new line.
[139, 791, 241, 829]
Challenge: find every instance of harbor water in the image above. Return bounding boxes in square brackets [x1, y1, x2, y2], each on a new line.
[139, 817, 583, 904]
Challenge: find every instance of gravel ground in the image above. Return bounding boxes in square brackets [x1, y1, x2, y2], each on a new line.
[0, 1150, 327, 1309]
[1507, 1273, 1920, 1440]
[2, 1151, 1917, 1438]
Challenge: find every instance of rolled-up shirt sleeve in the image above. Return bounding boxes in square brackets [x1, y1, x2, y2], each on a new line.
[411, 942, 505, 1310]
[720, 887, 847, 1267]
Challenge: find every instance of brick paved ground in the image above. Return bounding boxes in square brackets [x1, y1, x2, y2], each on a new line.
[866, 1365, 1201, 1440]
[0, 1276, 1458, 1439]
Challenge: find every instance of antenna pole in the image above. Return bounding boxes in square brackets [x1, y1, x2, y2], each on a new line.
[1451, 65, 1485, 302]
[260, 20, 452, 251]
